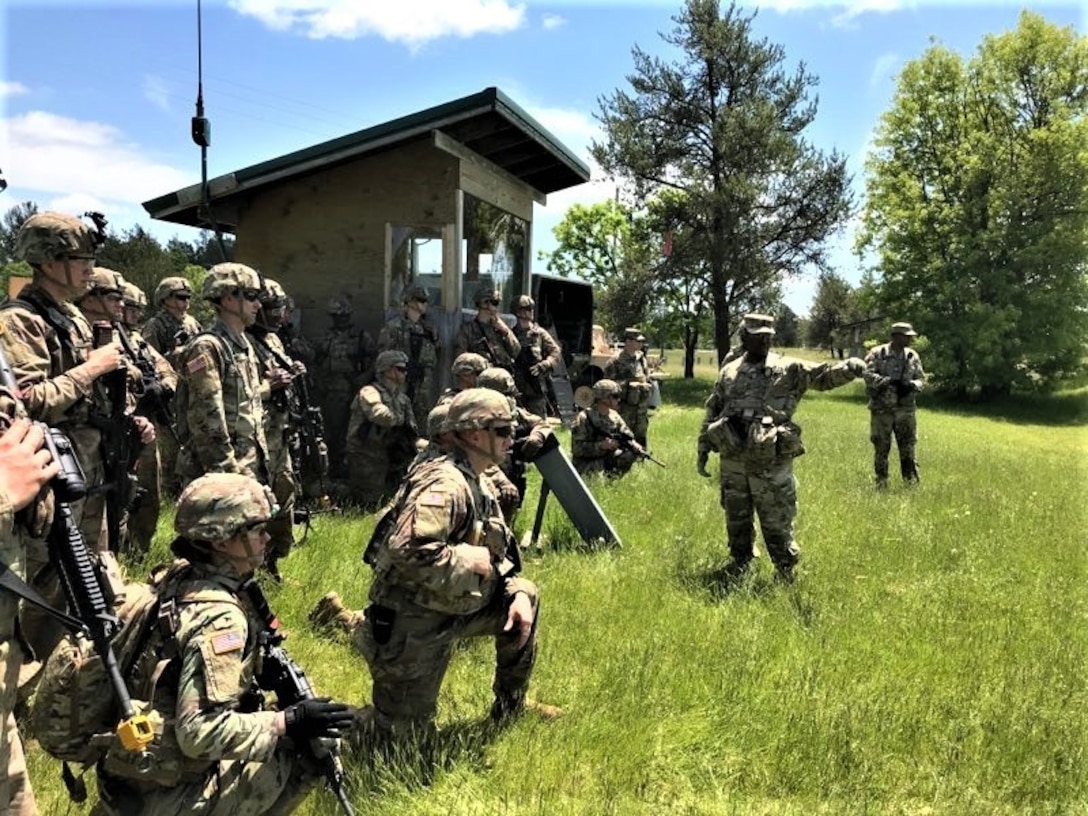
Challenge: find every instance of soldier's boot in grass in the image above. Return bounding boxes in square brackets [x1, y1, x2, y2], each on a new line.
[875, 457, 890, 489]
[309, 591, 360, 632]
[489, 693, 563, 724]
[901, 458, 920, 484]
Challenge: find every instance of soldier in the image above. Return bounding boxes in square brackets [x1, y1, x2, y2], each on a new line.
[310, 388, 560, 739]
[142, 276, 201, 368]
[91, 472, 354, 816]
[604, 327, 654, 448]
[864, 322, 926, 487]
[455, 287, 520, 371]
[696, 313, 865, 582]
[277, 296, 315, 371]
[174, 263, 269, 490]
[313, 298, 374, 478]
[510, 294, 561, 417]
[0, 414, 59, 816]
[246, 279, 303, 579]
[377, 284, 440, 429]
[570, 379, 640, 479]
[435, 352, 490, 408]
[346, 349, 418, 510]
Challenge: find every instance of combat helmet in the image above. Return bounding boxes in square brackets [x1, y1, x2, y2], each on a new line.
[478, 366, 516, 396]
[85, 267, 125, 296]
[447, 387, 514, 432]
[451, 352, 489, 377]
[473, 287, 502, 307]
[121, 281, 148, 309]
[513, 294, 535, 311]
[174, 473, 278, 543]
[327, 297, 352, 317]
[154, 276, 193, 306]
[15, 212, 98, 264]
[261, 278, 288, 307]
[375, 349, 409, 374]
[592, 378, 622, 401]
[202, 263, 261, 301]
[426, 403, 451, 440]
[403, 285, 429, 304]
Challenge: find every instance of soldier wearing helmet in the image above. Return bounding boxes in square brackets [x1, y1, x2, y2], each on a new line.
[144, 276, 201, 368]
[310, 387, 559, 738]
[697, 313, 866, 583]
[173, 263, 270, 492]
[245, 278, 307, 578]
[570, 379, 640, 478]
[345, 349, 418, 509]
[454, 286, 521, 373]
[603, 327, 654, 449]
[92, 472, 353, 816]
[377, 283, 440, 429]
[312, 296, 375, 478]
[510, 293, 561, 417]
[863, 321, 926, 487]
[433, 352, 488, 411]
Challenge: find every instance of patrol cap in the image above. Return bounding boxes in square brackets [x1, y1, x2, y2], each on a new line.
[86, 267, 124, 295]
[513, 294, 535, 311]
[404, 285, 429, 304]
[426, 403, 450, 440]
[375, 349, 409, 374]
[174, 473, 278, 543]
[891, 322, 918, 337]
[447, 387, 514, 431]
[740, 313, 776, 336]
[478, 366, 516, 396]
[15, 212, 98, 264]
[451, 352, 489, 377]
[154, 276, 193, 306]
[592, 378, 622, 400]
[327, 297, 352, 316]
[473, 287, 502, 307]
[203, 263, 262, 301]
[121, 281, 148, 308]
[623, 327, 645, 342]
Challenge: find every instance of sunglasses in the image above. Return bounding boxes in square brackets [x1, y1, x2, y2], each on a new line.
[490, 424, 514, 438]
[103, 292, 124, 302]
[173, 293, 192, 301]
[231, 289, 262, 302]
[241, 520, 268, 535]
[481, 299, 499, 307]
[393, 364, 409, 372]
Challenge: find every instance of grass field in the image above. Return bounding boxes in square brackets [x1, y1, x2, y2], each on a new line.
[24, 371, 1088, 815]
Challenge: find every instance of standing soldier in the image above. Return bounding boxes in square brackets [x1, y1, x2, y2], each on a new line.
[377, 284, 439, 429]
[510, 294, 561, 417]
[247, 279, 303, 579]
[697, 314, 865, 583]
[570, 379, 640, 479]
[278, 296, 315, 371]
[313, 298, 372, 479]
[346, 350, 418, 510]
[310, 388, 560, 740]
[143, 276, 201, 368]
[174, 263, 269, 490]
[455, 287, 520, 371]
[864, 322, 926, 488]
[604, 327, 654, 448]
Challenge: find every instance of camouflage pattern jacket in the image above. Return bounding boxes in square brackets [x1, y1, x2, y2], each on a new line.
[378, 313, 439, 371]
[347, 380, 417, 451]
[314, 326, 373, 389]
[863, 343, 925, 413]
[512, 322, 561, 399]
[604, 350, 653, 407]
[368, 451, 531, 616]
[455, 317, 521, 370]
[570, 407, 633, 464]
[176, 321, 268, 481]
[698, 353, 860, 469]
[247, 328, 295, 479]
[143, 310, 202, 369]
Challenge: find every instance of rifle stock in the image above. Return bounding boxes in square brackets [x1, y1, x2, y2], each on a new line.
[606, 430, 666, 468]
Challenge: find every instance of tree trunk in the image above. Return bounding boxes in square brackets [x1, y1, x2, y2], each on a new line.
[683, 326, 697, 378]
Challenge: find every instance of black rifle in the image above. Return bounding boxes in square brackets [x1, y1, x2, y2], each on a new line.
[242, 579, 354, 816]
[91, 322, 145, 553]
[406, 332, 424, 402]
[605, 429, 666, 468]
[0, 343, 153, 761]
[115, 323, 176, 432]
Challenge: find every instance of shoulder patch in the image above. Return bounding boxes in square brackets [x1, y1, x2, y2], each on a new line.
[419, 490, 448, 507]
[187, 352, 211, 374]
[210, 630, 245, 654]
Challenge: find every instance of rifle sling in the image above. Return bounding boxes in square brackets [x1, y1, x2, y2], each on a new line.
[0, 558, 86, 634]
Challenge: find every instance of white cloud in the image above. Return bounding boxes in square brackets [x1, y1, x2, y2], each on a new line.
[754, 0, 913, 28]
[141, 74, 173, 114]
[227, 0, 527, 46]
[542, 13, 566, 30]
[869, 51, 899, 88]
[0, 111, 192, 212]
[1, 82, 29, 98]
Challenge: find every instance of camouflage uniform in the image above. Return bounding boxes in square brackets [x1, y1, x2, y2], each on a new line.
[346, 350, 418, 509]
[864, 323, 926, 486]
[142, 277, 202, 369]
[698, 315, 864, 577]
[313, 299, 374, 478]
[175, 265, 269, 488]
[455, 288, 521, 371]
[377, 286, 440, 429]
[351, 389, 539, 731]
[604, 329, 653, 447]
[570, 379, 639, 478]
[93, 474, 335, 816]
[511, 295, 561, 417]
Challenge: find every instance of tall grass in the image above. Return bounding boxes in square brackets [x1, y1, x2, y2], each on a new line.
[24, 378, 1088, 815]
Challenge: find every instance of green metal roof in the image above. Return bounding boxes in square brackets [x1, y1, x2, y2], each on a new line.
[143, 87, 591, 230]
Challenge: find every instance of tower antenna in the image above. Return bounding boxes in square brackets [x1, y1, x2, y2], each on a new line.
[192, 0, 229, 261]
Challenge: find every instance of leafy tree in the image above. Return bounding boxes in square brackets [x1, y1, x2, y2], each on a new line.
[0, 201, 38, 264]
[774, 305, 800, 347]
[857, 12, 1088, 396]
[592, 0, 851, 364]
[806, 272, 856, 351]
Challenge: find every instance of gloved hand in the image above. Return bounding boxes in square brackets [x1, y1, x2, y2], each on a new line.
[845, 357, 866, 377]
[696, 451, 711, 478]
[283, 697, 355, 742]
[529, 362, 547, 378]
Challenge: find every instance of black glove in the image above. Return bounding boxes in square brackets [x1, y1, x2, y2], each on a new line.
[283, 697, 354, 741]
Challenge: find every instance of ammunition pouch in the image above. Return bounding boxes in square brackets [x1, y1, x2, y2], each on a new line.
[747, 418, 778, 468]
[625, 381, 652, 407]
[706, 416, 744, 456]
[775, 421, 806, 459]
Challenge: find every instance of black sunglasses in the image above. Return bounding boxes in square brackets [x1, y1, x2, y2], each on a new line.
[490, 424, 514, 438]
[241, 520, 268, 534]
[481, 299, 499, 307]
[173, 293, 192, 301]
[393, 364, 409, 372]
[231, 289, 262, 302]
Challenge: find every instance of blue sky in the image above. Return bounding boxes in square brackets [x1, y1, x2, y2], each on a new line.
[2, 0, 1083, 315]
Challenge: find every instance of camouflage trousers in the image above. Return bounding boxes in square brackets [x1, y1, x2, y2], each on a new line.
[266, 469, 297, 563]
[573, 450, 638, 480]
[719, 458, 799, 573]
[870, 408, 918, 478]
[409, 369, 436, 431]
[92, 745, 322, 816]
[617, 404, 649, 448]
[353, 586, 540, 731]
[126, 437, 162, 559]
[155, 419, 182, 498]
[319, 382, 354, 476]
[1, 555, 36, 816]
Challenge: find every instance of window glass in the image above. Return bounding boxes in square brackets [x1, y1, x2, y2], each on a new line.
[461, 194, 527, 311]
[390, 225, 443, 307]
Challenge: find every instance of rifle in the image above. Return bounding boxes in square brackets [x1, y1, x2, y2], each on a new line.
[115, 323, 176, 432]
[91, 322, 145, 553]
[605, 429, 666, 468]
[0, 343, 153, 759]
[405, 332, 424, 401]
[242, 579, 355, 816]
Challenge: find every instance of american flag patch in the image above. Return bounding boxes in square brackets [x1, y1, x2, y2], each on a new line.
[187, 353, 209, 374]
[419, 491, 446, 507]
[210, 630, 245, 655]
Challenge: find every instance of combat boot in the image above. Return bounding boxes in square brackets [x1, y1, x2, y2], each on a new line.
[489, 694, 563, 724]
[875, 459, 889, 489]
[308, 591, 358, 631]
[901, 458, 920, 484]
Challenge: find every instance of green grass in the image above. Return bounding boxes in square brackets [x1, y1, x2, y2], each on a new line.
[24, 378, 1088, 815]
